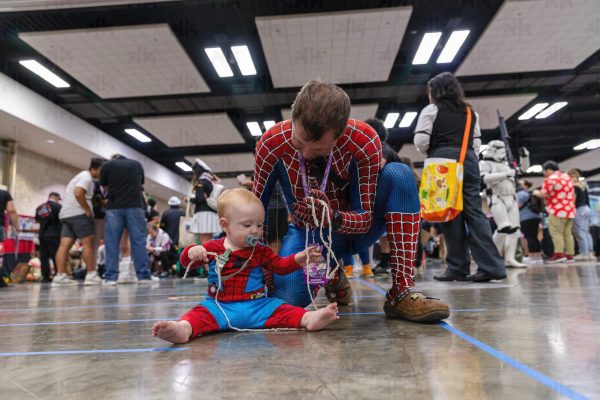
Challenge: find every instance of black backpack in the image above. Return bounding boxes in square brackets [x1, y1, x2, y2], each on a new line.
[526, 191, 544, 214]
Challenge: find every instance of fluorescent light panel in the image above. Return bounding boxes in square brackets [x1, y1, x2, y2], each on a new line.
[534, 101, 568, 119]
[175, 162, 193, 172]
[437, 30, 470, 63]
[573, 139, 600, 151]
[383, 113, 399, 129]
[518, 103, 549, 120]
[124, 128, 151, 143]
[19, 59, 69, 88]
[246, 122, 263, 137]
[412, 32, 442, 65]
[205, 47, 234, 78]
[231, 45, 257, 76]
[263, 120, 276, 130]
[398, 112, 418, 128]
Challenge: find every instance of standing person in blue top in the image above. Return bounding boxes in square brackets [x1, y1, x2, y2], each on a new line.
[414, 72, 505, 282]
[100, 154, 156, 285]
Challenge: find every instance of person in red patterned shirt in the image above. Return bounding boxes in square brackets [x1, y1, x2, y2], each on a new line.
[152, 189, 339, 343]
[253, 80, 450, 322]
[534, 161, 576, 264]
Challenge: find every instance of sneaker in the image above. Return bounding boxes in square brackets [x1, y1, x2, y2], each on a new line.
[84, 271, 102, 286]
[103, 280, 118, 286]
[138, 276, 160, 283]
[361, 264, 374, 277]
[573, 254, 590, 262]
[344, 265, 354, 279]
[565, 256, 575, 263]
[545, 254, 567, 264]
[51, 273, 78, 286]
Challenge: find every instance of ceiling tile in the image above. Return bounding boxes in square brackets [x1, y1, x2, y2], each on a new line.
[134, 113, 244, 147]
[256, 7, 412, 88]
[20, 24, 209, 98]
[185, 153, 255, 173]
[456, 0, 600, 76]
[467, 93, 538, 129]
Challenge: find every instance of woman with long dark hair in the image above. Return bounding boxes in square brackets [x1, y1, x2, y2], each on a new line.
[414, 72, 505, 282]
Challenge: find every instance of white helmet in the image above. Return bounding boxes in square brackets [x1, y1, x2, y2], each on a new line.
[483, 140, 507, 162]
[168, 196, 181, 206]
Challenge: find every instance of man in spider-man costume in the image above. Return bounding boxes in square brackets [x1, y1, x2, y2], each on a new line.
[254, 80, 450, 322]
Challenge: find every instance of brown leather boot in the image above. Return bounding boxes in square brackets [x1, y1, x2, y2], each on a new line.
[324, 268, 352, 305]
[383, 288, 450, 322]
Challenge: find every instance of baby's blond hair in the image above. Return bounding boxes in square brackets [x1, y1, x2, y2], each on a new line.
[217, 188, 264, 219]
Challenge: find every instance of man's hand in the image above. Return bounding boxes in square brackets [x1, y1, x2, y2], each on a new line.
[292, 189, 333, 227]
[187, 245, 210, 263]
[294, 245, 322, 266]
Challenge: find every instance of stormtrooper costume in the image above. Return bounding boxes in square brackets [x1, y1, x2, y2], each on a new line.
[480, 140, 529, 268]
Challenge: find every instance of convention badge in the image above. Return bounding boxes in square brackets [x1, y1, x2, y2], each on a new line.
[303, 245, 329, 287]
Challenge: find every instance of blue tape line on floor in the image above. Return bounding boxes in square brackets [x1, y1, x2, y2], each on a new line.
[439, 322, 588, 400]
[0, 301, 200, 313]
[354, 278, 588, 400]
[0, 318, 172, 327]
[0, 347, 190, 357]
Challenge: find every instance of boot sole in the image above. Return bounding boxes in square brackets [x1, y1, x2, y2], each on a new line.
[383, 304, 450, 322]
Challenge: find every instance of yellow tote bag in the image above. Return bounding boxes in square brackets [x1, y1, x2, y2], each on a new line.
[419, 106, 472, 222]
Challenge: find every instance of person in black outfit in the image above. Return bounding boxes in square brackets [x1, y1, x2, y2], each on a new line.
[0, 189, 20, 242]
[146, 198, 160, 224]
[35, 192, 62, 282]
[414, 72, 506, 282]
[100, 154, 153, 283]
[161, 196, 185, 248]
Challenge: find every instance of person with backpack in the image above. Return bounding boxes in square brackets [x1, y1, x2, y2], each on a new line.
[517, 180, 543, 264]
[35, 192, 62, 282]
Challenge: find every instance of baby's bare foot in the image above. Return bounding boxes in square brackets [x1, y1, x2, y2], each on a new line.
[152, 320, 192, 344]
[303, 302, 339, 331]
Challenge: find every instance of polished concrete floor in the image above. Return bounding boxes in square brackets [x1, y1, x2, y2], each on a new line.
[1, 259, 599, 400]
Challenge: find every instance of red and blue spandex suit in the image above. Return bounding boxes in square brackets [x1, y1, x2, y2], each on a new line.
[253, 119, 421, 307]
[179, 238, 307, 338]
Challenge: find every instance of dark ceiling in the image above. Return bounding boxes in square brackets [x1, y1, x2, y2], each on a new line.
[1, 0, 599, 179]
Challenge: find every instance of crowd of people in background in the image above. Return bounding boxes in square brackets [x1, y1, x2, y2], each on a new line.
[0, 75, 599, 288]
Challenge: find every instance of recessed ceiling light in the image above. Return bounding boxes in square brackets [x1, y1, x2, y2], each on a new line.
[46, 139, 55, 144]
[518, 103, 549, 120]
[124, 128, 152, 143]
[19, 60, 69, 88]
[398, 112, 418, 128]
[205, 47, 234, 78]
[263, 120, 276, 130]
[412, 32, 442, 65]
[246, 122, 263, 137]
[175, 162, 193, 172]
[383, 113, 399, 129]
[437, 30, 470, 63]
[231, 45, 257, 76]
[527, 165, 543, 173]
[573, 139, 600, 151]
[534, 101, 568, 119]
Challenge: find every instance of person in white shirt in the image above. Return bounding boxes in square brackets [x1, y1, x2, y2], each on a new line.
[53, 158, 106, 286]
[147, 224, 173, 276]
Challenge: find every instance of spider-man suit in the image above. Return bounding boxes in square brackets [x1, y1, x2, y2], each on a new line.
[178, 238, 307, 338]
[254, 119, 450, 322]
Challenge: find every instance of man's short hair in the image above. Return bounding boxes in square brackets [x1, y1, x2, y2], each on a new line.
[291, 80, 351, 141]
[542, 160, 559, 172]
[48, 191, 61, 200]
[147, 198, 157, 207]
[90, 157, 107, 170]
[217, 188, 263, 219]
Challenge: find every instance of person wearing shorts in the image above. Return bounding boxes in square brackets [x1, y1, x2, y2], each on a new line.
[53, 158, 106, 286]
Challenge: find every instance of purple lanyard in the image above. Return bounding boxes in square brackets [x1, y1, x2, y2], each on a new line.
[297, 150, 333, 197]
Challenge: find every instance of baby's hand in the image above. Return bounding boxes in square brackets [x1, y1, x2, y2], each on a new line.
[294, 245, 322, 266]
[187, 245, 209, 263]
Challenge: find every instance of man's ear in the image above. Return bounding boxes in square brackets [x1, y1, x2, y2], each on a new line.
[219, 217, 229, 231]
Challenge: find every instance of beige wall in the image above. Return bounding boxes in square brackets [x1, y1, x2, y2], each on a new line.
[13, 147, 171, 218]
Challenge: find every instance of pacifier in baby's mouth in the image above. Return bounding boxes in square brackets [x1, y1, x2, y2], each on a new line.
[245, 235, 260, 247]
